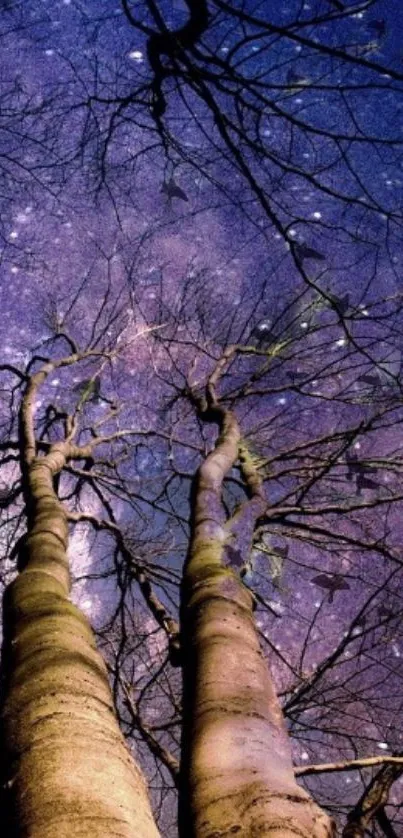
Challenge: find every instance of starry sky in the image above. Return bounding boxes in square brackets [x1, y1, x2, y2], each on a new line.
[1, 1, 403, 834]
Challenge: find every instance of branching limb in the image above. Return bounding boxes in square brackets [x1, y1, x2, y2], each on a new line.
[121, 678, 180, 786]
[342, 762, 402, 838]
[68, 512, 181, 662]
[296, 755, 403, 777]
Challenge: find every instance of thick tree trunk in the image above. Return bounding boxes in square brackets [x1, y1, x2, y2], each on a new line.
[0, 450, 160, 838]
[179, 409, 335, 838]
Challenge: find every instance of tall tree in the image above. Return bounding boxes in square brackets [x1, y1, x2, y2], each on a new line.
[179, 378, 335, 836]
[0, 312, 160, 837]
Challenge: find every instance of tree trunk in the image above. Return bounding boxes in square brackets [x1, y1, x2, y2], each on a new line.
[179, 409, 335, 838]
[0, 451, 160, 838]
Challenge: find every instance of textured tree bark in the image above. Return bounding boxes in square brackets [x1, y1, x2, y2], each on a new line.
[179, 409, 335, 838]
[342, 763, 402, 838]
[0, 446, 160, 838]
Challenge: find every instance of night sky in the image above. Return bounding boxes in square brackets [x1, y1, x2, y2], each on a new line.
[1, 1, 403, 835]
